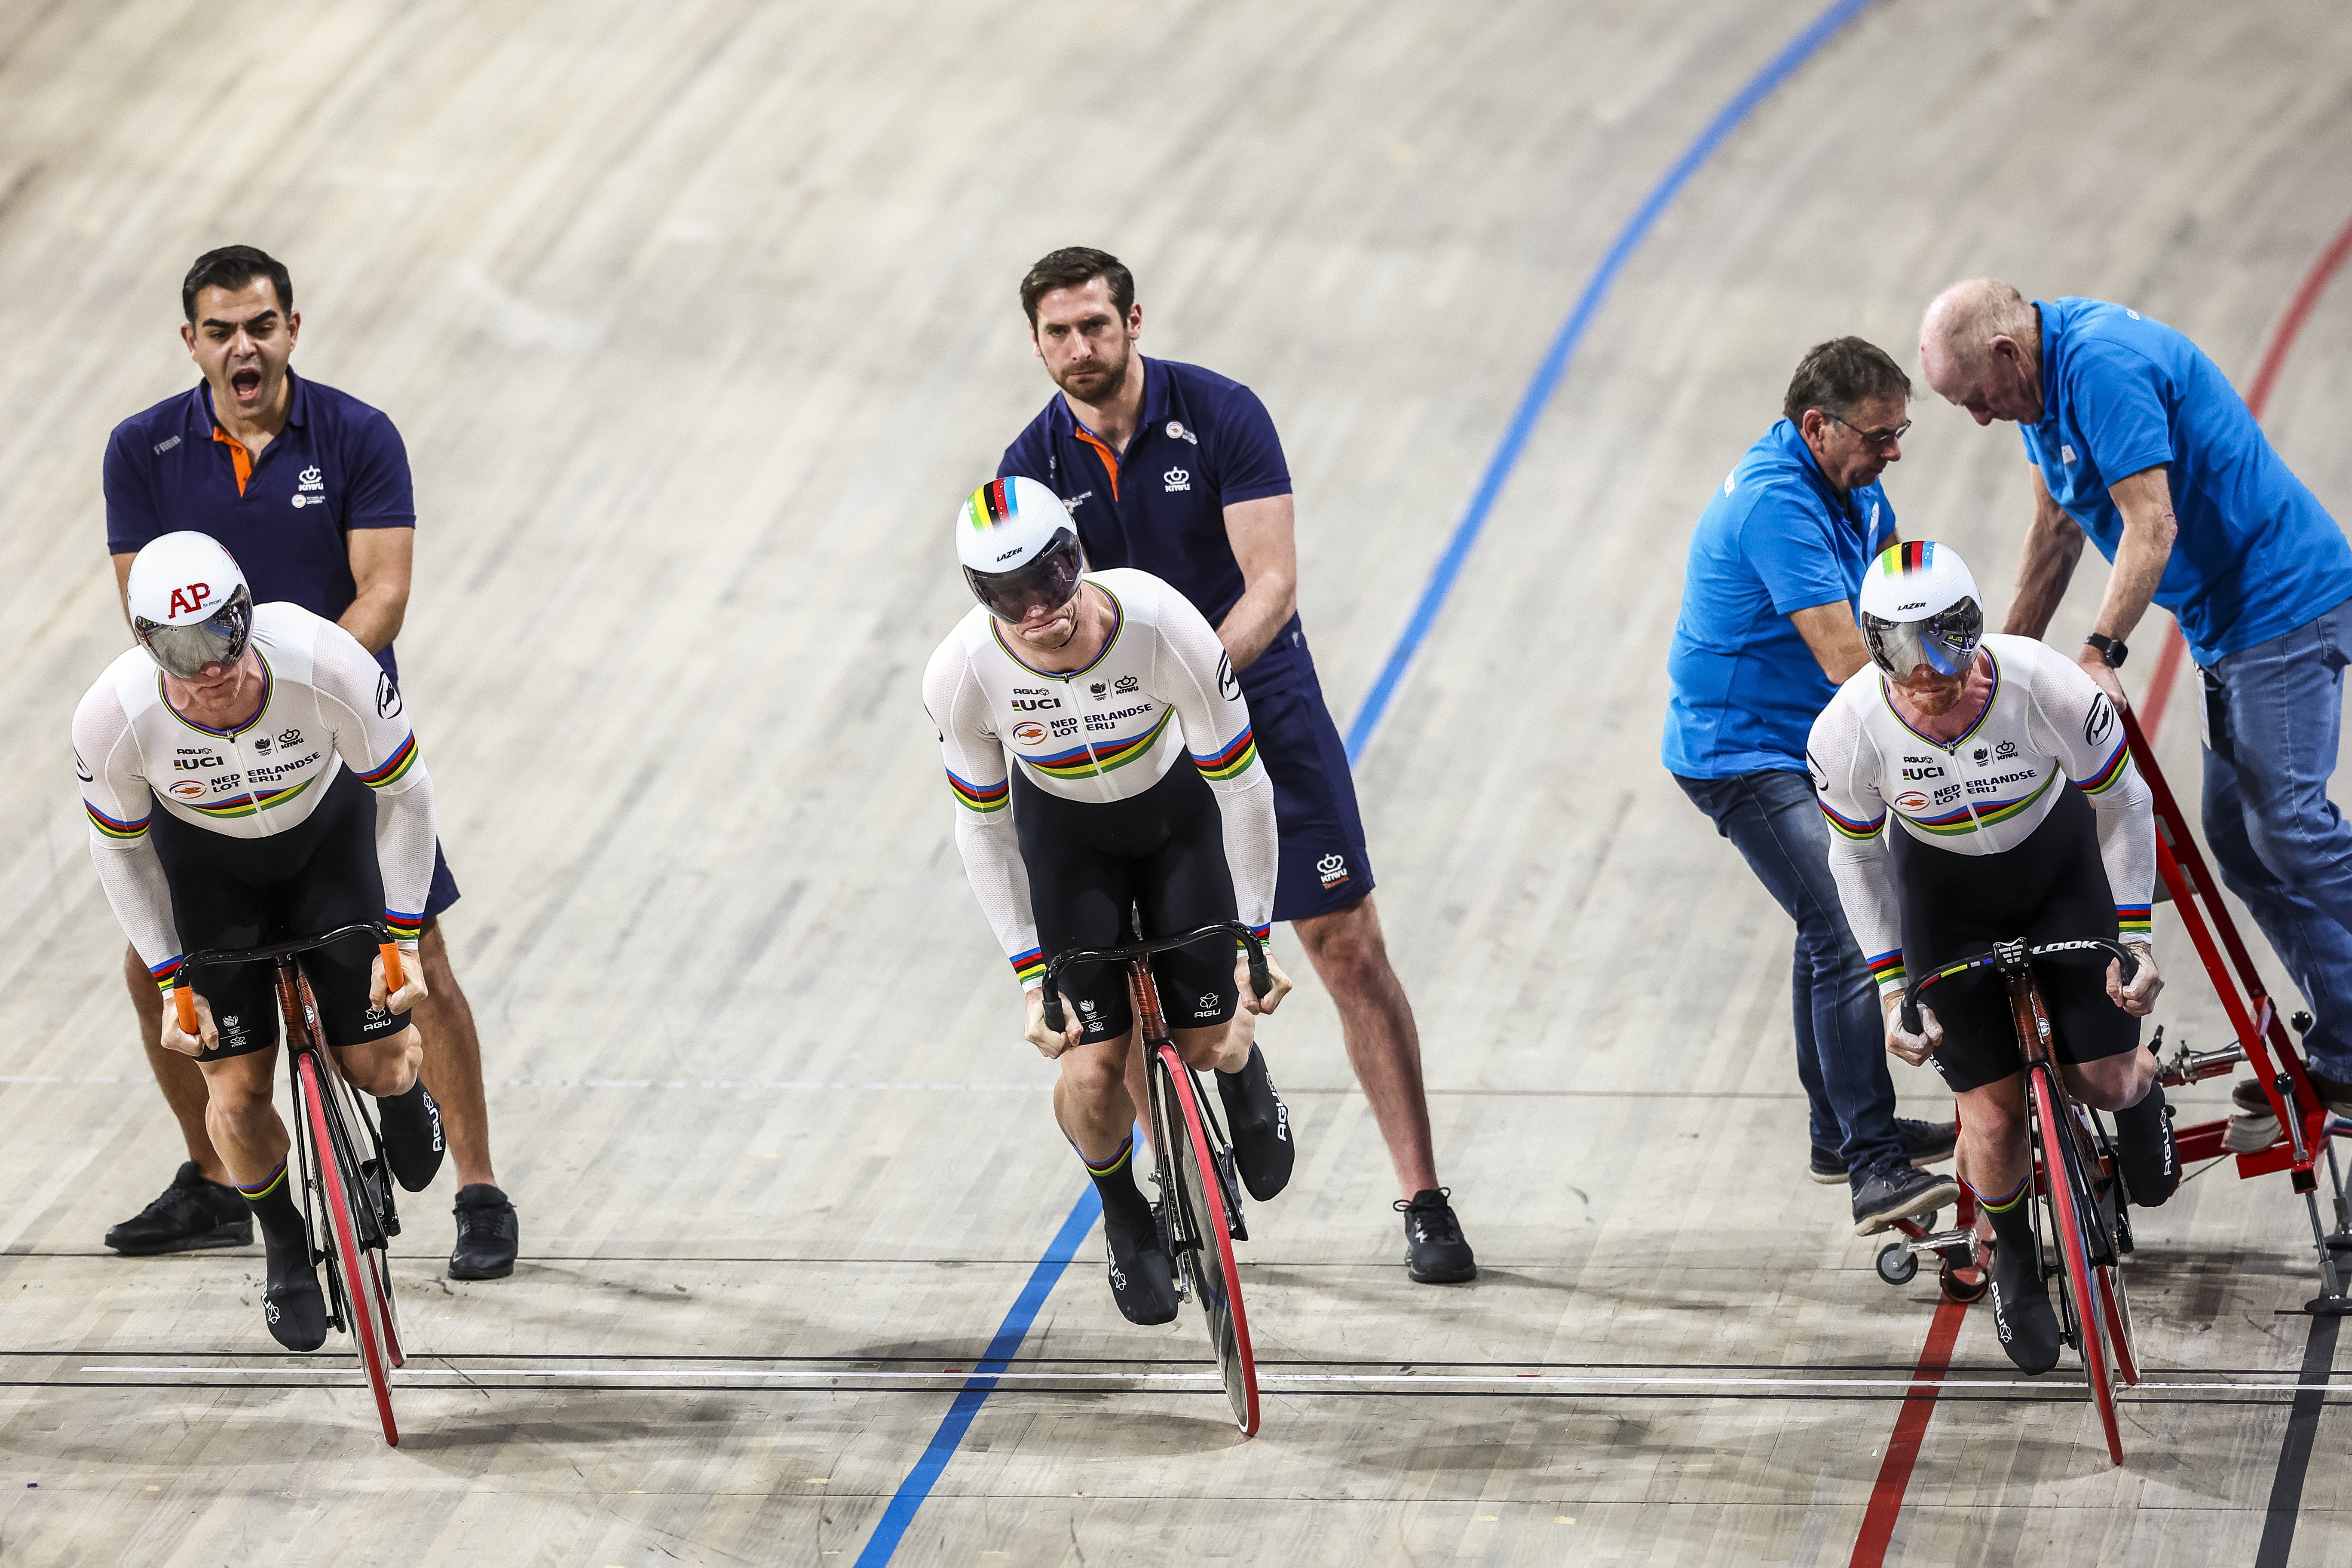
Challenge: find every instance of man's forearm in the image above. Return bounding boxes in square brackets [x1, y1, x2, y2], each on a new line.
[1218, 576, 1297, 671]
[2091, 472, 2178, 643]
[340, 586, 407, 654]
[2003, 508, 2085, 638]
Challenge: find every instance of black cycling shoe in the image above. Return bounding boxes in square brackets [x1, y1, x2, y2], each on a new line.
[1396, 1189, 1477, 1283]
[1810, 1118, 1959, 1184]
[260, 1231, 328, 1353]
[1102, 1208, 1178, 1326]
[377, 1081, 446, 1193]
[1215, 1045, 1295, 1202]
[1850, 1164, 1961, 1235]
[104, 1161, 253, 1256]
[2110, 1087, 2179, 1207]
[1986, 1236, 2063, 1375]
[448, 1185, 519, 1280]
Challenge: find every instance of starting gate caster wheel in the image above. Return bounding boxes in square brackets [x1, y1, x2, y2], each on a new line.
[1875, 1241, 1918, 1286]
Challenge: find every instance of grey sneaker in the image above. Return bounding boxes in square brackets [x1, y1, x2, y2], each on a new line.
[1852, 1164, 1961, 1236]
[1809, 1118, 1958, 1184]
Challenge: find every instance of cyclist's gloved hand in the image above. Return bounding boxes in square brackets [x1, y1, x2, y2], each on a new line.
[160, 987, 217, 1057]
[1025, 985, 1082, 1059]
[370, 944, 429, 1015]
[1237, 948, 1293, 1017]
[1882, 991, 1942, 1067]
[2108, 943, 2162, 1017]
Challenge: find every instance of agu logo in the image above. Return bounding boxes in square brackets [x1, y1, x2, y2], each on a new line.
[1316, 852, 1349, 889]
[166, 582, 214, 617]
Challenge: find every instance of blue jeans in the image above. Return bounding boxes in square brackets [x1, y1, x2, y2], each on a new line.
[1675, 768, 1907, 1180]
[2200, 596, 2352, 1078]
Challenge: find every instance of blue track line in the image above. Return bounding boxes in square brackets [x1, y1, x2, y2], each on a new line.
[851, 1186, 1103, 1567]
[1342, 0, 1877, 765]
[854, 2, 1874, 1559]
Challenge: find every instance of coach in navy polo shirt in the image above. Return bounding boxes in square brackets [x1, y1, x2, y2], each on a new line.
[998, 247, 1473, 1283]
[1664, 337, 1957, 1236]
[96, 246, 516, 1280]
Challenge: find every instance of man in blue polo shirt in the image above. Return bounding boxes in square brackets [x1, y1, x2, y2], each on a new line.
[98, 245, 517, 1280]
[1922, 279, 2352, 1109]
[1665, 337, 1958, 1235]
[998, 247, 1475, 1283]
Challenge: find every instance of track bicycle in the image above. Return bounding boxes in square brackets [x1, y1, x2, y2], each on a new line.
[176, 922, 410, 1446]
[1041, 921, 1272, 1436]
[1903, 936, 2144, 1466]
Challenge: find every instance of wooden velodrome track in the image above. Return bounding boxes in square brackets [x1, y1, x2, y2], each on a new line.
[3, 0, 2350, 1562]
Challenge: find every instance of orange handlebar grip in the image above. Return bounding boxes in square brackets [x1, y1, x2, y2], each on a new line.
[173, 985, 197, 1037]
[380, 941, 406, 996]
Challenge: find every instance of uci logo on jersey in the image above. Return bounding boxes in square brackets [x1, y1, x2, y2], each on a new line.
[166, 581, 214, 617]
[1010, 696, 1062, 712]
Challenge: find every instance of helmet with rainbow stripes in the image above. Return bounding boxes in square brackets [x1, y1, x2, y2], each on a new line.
[956, 475, 1086, 624]
[1858, 540, 1983, 683]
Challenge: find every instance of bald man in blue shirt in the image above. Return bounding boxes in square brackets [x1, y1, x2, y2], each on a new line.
[1923, 278, 2352, 1112]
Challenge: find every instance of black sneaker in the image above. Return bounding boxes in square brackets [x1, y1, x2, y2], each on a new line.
[1851, 1164, 1961, 1235]
[1103, 1208, 1178, 1325]
[1985, 1236, 2062, 1375]
[1215, 1045, 1295, 1201]
[261, 1229, 328, 1353]
[1809, 1118, 1958, 1184]
[448, 1185, 518, 1280]
[1396, 1189, 1476, 1283]
[104, 1162, 253, 1256]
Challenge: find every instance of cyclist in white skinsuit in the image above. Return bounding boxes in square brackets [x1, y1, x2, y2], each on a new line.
[1809, 540, 2168, 1373]
[74, 531, 443, 1352]
[926, 476, 1296, 1326]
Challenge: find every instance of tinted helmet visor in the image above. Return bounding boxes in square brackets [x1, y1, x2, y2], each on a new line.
[135, 584, 254, 679]
[964, 529, 1084, 623]
[1863, 596, 1984, 683]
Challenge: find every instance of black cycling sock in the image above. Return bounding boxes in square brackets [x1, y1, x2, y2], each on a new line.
[1972, 1173, 2062, 1375]
[374, 1077, 445, 1192]
[1082, 1135, 1153, 1231]
[236, 1160, 305, 1251]
[2109, 1080, 2179, 1207]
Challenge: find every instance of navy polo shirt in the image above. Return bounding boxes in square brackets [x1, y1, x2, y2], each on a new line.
[998, 357, 1310, 696]
[1663, 419, 1896, 778]
[103, 371, 416, 678]
[2019, 297, 2352, 666]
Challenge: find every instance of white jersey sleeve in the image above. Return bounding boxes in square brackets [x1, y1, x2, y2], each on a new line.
[1145, 581, 1278, 939]
[74, 674, 183, 992]
[2019, 646, 2157, 948]
[309, 625, 437, 944]
[925, 625, 1045, 990]
[1809, 685, 1908, 999]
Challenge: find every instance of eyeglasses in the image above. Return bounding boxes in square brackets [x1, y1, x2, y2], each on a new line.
[1826, 411, 1911, 449]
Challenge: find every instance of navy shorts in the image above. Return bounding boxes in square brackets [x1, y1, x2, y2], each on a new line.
[1251, 675, 1375, 923]
[424, 841, 461, 923]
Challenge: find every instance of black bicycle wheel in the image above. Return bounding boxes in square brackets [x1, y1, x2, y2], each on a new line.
[1152, 1044, 1259, 1436]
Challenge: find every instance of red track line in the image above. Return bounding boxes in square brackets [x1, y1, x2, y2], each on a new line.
[2137, 208, 2352, 741]
[1847, 1295, 1969, 1568]
[1848, 215, 2352, 1565]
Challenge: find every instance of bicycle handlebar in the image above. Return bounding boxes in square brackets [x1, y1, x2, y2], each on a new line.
[1899, 937, 2142, 1037]
[171, 922, 404, 1038]
[1039, 922, 1269, 1035]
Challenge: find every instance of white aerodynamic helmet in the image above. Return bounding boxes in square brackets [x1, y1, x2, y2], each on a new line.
[956, 475, 1086, 622]
[126, 531, 254, 680]
[1858, 540, 1984, 683]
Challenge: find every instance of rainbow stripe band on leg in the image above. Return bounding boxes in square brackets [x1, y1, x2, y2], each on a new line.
[1967, 1173, 2031, 1214]
[1080, 1134, 1134, 1179]
[236, 1159, 289, 1201]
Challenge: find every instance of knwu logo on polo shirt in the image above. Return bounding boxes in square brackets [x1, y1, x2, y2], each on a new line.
[291, 465, 327, 509]
[1163, 467, 1191, 493]
[1316, 853, 1349, 889]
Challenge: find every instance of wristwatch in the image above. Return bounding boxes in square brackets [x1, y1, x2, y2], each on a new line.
[2084, 632, 2129, 668]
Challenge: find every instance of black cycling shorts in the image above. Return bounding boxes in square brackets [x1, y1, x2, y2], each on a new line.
[1013, 761, 1240, 1044]
[1894, 783, 2138, 1093]
[149, 766, 410, 1063]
